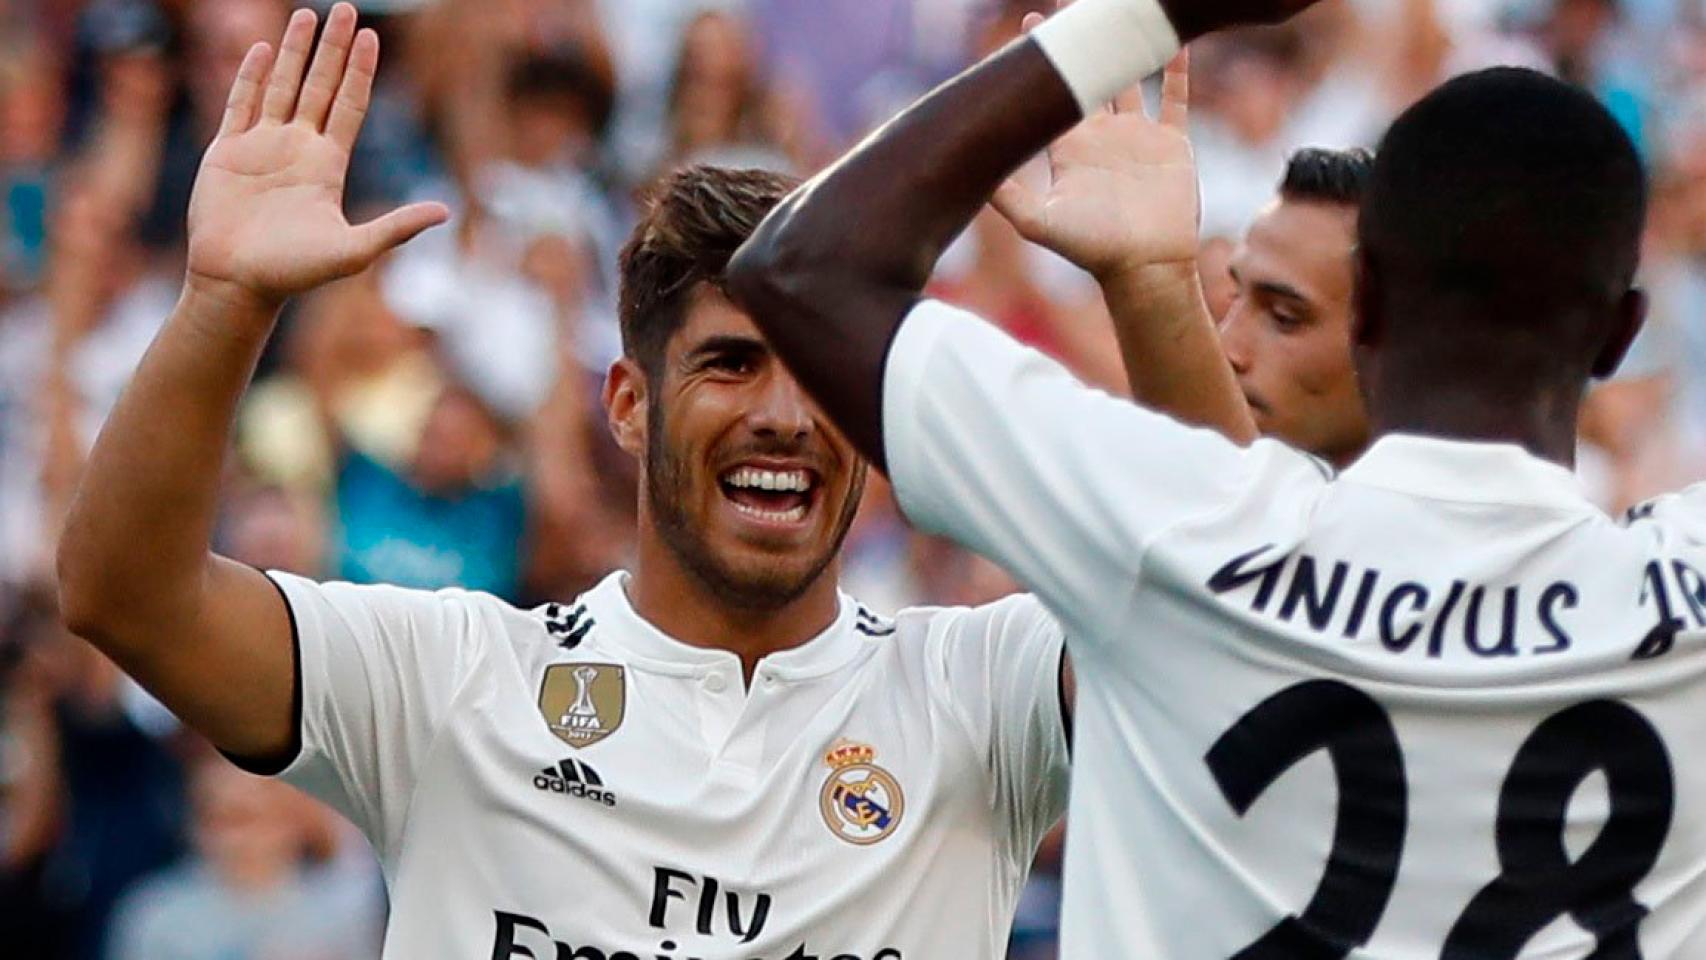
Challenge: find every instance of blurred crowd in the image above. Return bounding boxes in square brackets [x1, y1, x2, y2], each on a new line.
[3, 0, 1706, 957]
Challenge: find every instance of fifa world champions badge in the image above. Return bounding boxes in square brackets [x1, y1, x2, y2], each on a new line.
[818, 739, 905, 845]
[539, 663, 626, 749]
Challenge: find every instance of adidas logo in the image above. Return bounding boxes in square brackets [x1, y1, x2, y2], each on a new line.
[533, 758, 617, 807]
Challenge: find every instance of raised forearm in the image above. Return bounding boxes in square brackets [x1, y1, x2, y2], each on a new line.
[726, 0, 1313, 466]
[727, 0, 1218, 469]
[57, 280, 277, 643]
[1104, 262, 1257, 442]
[728, 43, 1083, 467]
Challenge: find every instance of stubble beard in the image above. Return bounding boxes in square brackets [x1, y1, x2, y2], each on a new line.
[644, 402, 864, 613]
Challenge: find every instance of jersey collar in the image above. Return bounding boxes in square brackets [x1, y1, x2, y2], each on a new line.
[581, 571, 868, 679]
[1339, 433, 1595, 513]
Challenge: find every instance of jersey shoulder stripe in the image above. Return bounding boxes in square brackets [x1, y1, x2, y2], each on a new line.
[856, 605, 897, 638]
[540, 600, 596, 649]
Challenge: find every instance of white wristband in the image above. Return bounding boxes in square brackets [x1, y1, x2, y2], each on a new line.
[1029, 0, 1181, 116]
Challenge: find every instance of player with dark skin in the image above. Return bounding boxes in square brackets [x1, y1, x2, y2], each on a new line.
[726, 3, 1644, 478]
[727, 5, 1654, 952]
[724, 0, 1326, 472]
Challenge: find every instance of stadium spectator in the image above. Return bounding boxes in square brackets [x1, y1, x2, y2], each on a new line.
[37, 631, 186, 960]
[0, 597, 73, 957]
[0, 42, 64, 292]
[329, 380, 529, 599]
[662, 9, 801, 174]
[104, 754, 383, 960]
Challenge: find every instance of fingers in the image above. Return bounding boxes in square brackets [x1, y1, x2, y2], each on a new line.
[1159, 48, 1190, 130]
[260, 9, 318, 124]
[990, 179, 1044, 242]
[216, 42, 275, 139]
[1021, 11, 1045, 32]
[351, 202, 451, 265]
[325, 28, 379, 153]
[294, 2, 359, 131]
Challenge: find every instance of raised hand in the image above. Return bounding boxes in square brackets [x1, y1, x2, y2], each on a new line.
[185, 4, 448, 308]
[992, 47, 1197, 283]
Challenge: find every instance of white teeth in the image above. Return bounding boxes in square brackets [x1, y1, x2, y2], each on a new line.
[723, 467, 811, 492]
[731, 501, 808, 523]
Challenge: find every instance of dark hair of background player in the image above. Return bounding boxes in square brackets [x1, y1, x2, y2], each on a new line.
[1356, 67, 1646, 397]
[618, 166, 802, 377]
[1279, 147, 1373, 208]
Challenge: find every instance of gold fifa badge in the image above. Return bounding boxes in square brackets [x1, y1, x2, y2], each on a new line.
[818, 739, 905, 846]
[539, 663, 626, 749]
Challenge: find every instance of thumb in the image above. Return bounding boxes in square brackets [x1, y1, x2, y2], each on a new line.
[991, 178, 1045, 241]
[351, 201, 451, 264]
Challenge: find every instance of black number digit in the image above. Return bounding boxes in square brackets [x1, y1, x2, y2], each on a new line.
[1205, 680, 1409, 959]
[1442, 700, 1674, 959]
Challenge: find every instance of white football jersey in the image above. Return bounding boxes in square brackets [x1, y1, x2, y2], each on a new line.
[260, 568, 1069, 960]
[883, 299, 1706, 959]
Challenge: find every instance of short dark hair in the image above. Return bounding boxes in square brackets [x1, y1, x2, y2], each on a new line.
[618, 166, 801, 374]
[1278, 147, 1373, 207]
[1359, 67, 1645, 366]
[506, 50, 616, 141]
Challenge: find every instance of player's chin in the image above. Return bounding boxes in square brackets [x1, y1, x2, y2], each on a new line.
[709, 503, 840, 576]
[709, 547, 832, 608]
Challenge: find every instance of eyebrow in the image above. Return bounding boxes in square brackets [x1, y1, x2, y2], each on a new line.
[1250, 280, 1312, 305]
[1231, 265, 1312, 307]
[684, 335, 769, 363]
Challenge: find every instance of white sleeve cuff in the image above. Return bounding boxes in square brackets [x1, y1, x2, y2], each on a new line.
[1030, 0, 1180, 115]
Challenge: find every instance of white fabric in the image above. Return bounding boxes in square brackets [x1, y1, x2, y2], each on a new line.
[1029, 0, 1180, 116]
[884, 298, 1706, 958]
[266, 569, 1068, 959]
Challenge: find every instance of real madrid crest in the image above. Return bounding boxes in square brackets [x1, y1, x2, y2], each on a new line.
[538, 663, 625, 749]
[818, 739, 904, 846]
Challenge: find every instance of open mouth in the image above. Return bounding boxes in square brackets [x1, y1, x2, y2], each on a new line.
[718, 465, 818, 525]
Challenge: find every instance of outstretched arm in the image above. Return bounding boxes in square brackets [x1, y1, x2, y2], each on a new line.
[994, 46, 1256, 443]
[56, 4, 448, 763]
[726, 0, 1311, 469]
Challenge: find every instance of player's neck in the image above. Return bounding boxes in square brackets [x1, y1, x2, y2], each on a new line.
[627, 539, 844, 684]
[1366, 379, 1581, 467]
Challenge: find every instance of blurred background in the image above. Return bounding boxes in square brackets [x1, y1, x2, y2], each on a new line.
[0, 0, 1702, 956]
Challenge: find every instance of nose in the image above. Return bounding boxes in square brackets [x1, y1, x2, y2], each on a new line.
[749, 369, 814, 442]
[1219, 298, 1255, 376]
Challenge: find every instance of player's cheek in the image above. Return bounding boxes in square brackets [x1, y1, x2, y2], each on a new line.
[1294, 331, 1347, 399]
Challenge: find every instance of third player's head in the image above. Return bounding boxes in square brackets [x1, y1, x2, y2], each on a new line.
[606, 166, 866, 611]
[1220, 148, 1373, 466]
[1353, 68, 1647, 453]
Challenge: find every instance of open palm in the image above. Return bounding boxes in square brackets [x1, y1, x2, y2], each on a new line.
[993, 50, 1199, 281]
[186, 4, 447, 306]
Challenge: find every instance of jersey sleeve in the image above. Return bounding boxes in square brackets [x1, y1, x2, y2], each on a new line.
[264, 571, 490, 859]
[883, 299, 1261, 640]
[930, 594, 1071, 858]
